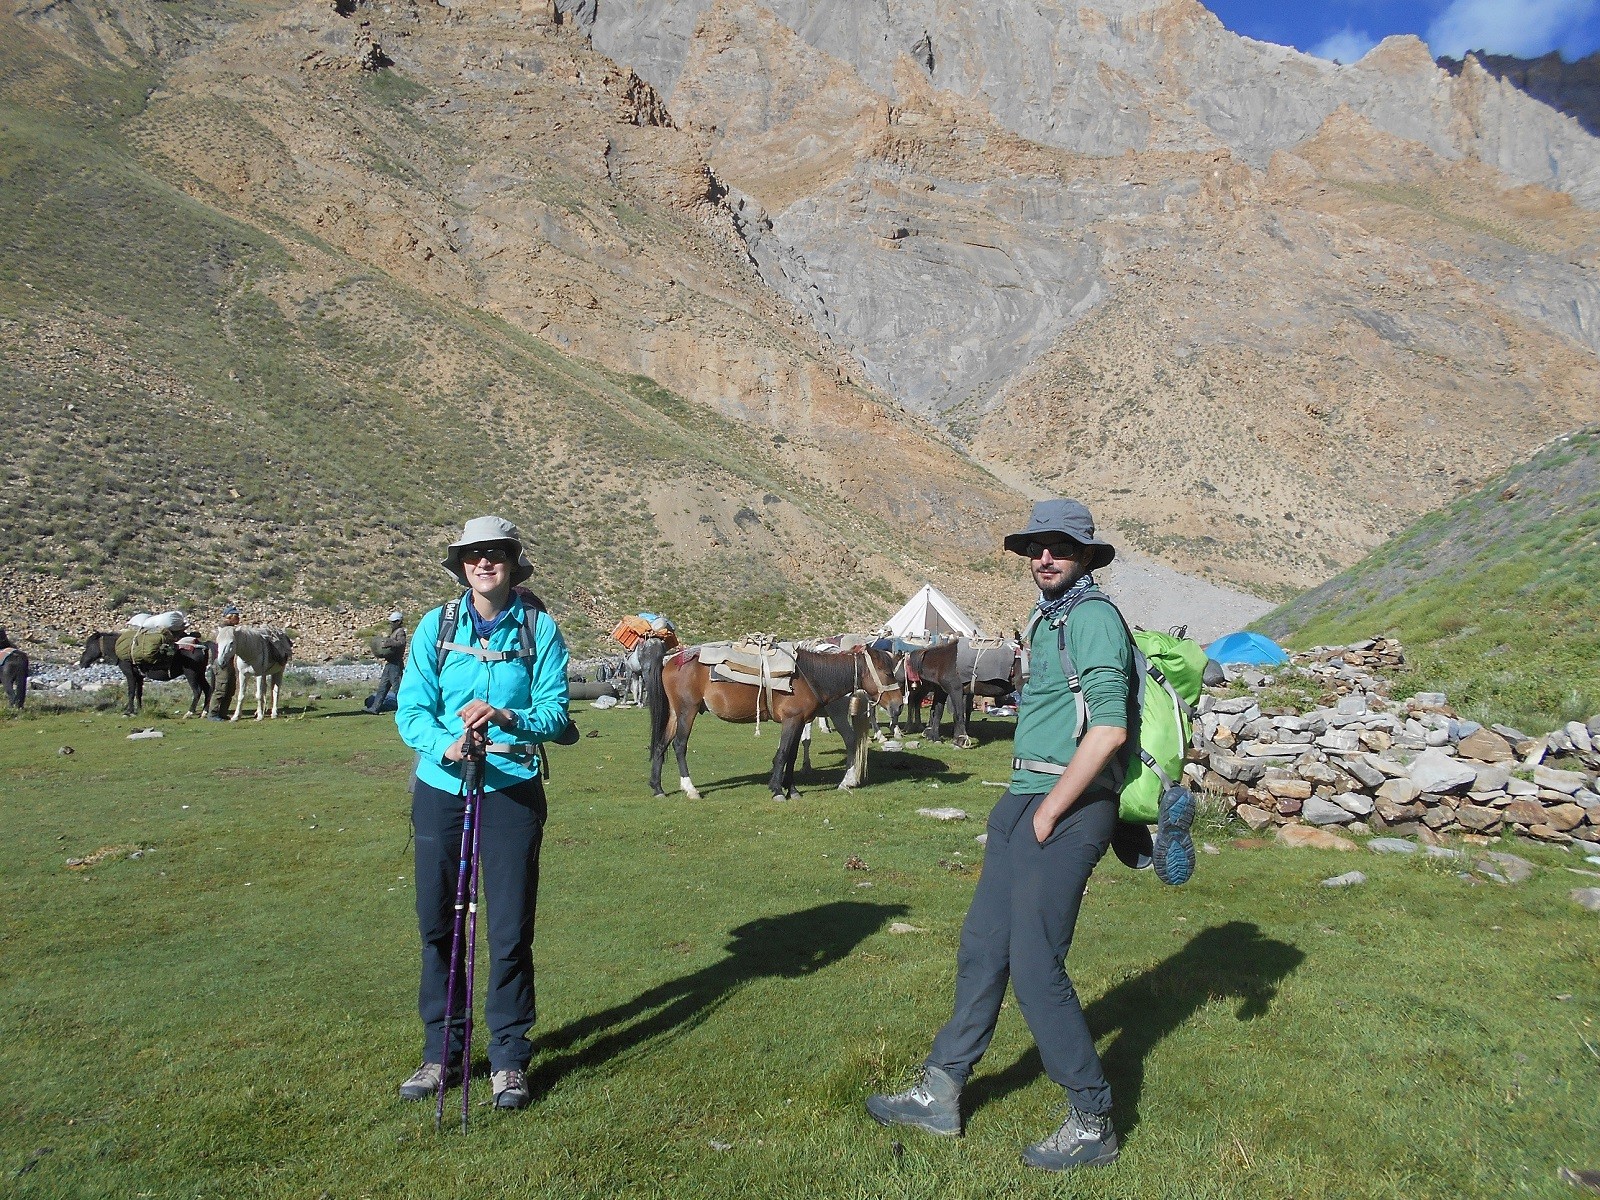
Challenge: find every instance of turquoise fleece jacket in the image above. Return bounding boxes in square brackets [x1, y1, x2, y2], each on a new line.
[396, 593, 571, 794]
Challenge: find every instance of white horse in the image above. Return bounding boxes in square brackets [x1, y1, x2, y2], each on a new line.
[217, 625, 293, 720]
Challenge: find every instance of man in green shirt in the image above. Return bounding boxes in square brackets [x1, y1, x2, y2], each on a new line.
[866, 499, 1133, 1172]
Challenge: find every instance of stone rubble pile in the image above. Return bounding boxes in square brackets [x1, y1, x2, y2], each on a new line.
[1186, 638, 1600, 852]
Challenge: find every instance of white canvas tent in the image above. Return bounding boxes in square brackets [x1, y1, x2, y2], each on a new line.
[884, 583, 980, 640]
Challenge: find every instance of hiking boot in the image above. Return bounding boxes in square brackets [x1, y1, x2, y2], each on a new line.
[1020, 1105, 1120, 1172]
[1151, 784, 1197, 886]
[398, 1060, 461, 1101]
[865, 1064, 961, 1136]
[492, 1068, 532, 1110]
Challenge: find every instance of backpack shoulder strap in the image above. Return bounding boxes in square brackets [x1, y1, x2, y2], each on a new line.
[434, 594, 466, 673]
[437, 592, 545, 667]
[518, 590, 546, 657]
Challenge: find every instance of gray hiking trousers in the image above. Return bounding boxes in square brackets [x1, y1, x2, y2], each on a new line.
[926, 788, 1118, 1116]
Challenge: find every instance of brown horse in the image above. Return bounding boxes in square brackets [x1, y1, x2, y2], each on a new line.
[640, 639, 904, 800]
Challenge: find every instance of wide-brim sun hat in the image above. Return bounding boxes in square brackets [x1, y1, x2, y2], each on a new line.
[442, 515, 535, 587]
[1002, 498, 1116, 570]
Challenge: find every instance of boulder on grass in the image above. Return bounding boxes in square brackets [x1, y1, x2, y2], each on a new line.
[1276, 824, 1358, 851]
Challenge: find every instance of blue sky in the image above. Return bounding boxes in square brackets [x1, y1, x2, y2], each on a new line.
[1205, 0, 1600, 63]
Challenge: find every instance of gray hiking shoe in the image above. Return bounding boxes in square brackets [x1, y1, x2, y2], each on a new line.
[492, 1068, 532, 1110]
[1021, 1105, 1120, 1171]
[864, 1064, 961, 1137]
[398, 1060, 461, 1101]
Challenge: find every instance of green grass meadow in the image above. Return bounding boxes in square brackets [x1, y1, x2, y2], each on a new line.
[1, 702, 1597, 1198]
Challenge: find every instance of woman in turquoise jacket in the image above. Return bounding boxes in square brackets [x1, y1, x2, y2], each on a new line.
[394, 515, 570, 1111]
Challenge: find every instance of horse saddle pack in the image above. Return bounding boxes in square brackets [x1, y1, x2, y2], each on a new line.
[956, 639, 1020, 688]
[697, 636, 798, 693]
[611, 613, 680, 651]
[117, 628, 178, 668]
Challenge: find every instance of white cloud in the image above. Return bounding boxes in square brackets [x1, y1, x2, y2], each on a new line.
[1426, 0, 1597, 59]
[1309, 27, 1379, 64]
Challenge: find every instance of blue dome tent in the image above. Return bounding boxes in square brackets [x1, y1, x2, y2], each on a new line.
[1206, 631, 1289, 666]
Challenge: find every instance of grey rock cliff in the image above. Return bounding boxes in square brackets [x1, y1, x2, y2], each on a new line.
[590, 0, 1600, 203]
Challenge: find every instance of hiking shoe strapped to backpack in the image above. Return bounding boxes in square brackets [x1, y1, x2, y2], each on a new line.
[1151, 783, 1196, 886]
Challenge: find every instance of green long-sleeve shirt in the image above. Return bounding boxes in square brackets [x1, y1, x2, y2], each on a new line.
[1011, 591, 1135, 795]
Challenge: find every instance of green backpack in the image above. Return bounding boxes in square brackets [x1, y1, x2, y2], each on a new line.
[116, 628, 177, 669]
[1024, 591, 1208, 823]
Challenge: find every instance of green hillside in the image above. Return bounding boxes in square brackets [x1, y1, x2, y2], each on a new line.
[1260, 426, 1600, 731]
[0, 26, 918, 653]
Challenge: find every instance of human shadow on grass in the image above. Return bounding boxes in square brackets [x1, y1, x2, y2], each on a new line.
[530, 900, 908, 1093]
[965, 921, 1303, 1136]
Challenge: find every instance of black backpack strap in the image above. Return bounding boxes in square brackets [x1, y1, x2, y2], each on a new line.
[434, 594, 466, 673]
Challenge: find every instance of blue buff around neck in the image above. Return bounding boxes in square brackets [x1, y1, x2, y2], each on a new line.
[467, 598, 514, 642]
[1036, 573, 1096, 627]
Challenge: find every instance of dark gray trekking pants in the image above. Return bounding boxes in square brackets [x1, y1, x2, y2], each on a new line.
[370, 661, 403, 710]
[413, 776, 546, 1072]
[926, 788, 1118, 1116]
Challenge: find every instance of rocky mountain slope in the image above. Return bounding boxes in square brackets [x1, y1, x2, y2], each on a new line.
[2, 0, 1051, 656]
[574, 0, 1600, 594]
[6, 0, 1600, 658]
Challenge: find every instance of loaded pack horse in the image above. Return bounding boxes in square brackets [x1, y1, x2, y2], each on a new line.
[640, 638, 903, 800]
[901, 637, 1023, 748]
[79, 630, 213, 716]
[0, 628, 27, 709]
[217, 625, 293, 720]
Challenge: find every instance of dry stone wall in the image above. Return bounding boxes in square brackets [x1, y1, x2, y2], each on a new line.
[1189, 639, 1600, 853]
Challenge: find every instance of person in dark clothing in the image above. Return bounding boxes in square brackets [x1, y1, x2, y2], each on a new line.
[866, 499, 1141, 1172]
[366, 611, 407, 713]
[205, 604, 242, 721]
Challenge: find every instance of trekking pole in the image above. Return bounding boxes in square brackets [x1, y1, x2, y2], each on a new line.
[459, 726, 486, 1133]
[435, 726, 485, 1132]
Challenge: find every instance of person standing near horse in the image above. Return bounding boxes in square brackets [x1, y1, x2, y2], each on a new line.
[205, 604, 242, 721]
[866, 499, 1192, 1172]
[394, 516, 570, 1111]
[366, 610, 407, 714]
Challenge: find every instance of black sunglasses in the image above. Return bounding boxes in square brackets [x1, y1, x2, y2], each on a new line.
[1026, 538, 1082, 560]
[460, 545, 512, 564]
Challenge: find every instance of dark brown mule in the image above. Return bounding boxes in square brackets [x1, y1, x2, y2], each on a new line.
[640, 640, 903, 800]
[79, 632, 214, 716]
[902, 639, 1022, 748]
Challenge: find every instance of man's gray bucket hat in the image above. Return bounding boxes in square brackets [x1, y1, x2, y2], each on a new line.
[442, 515, 535, 587]
[1003, 499, 1116, 570]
